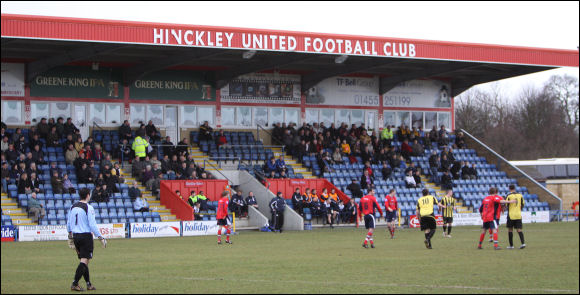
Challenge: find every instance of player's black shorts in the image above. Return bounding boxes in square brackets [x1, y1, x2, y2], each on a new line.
[217, 218, 228, 226]
[506, 218, 523, 229]
[385, 211, 397, 222]
[73, 233, 94, 259]
[364, 214, 376, 229]
[443, 217, 453, 224]
[420, 216, 436, 231]
[482, 220, 498, 230]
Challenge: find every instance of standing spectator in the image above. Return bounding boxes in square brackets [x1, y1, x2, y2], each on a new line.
[133, 194, 150, 212]
[51, 170, 64, 194]
[28, 192, 45, 223]
[269, 192, 286, 233]
[455, 131, 467, 149]
[438, 125, 449, 147]
[63, 117, 79, 136]
[132, 130, 149, 161]
[1, 162, 9, 193]
[161, 136, 174, 158]
[441, 171, 454, 190]
[342, 198, 358, 223]
[199, 121, 213, 141]
[37, 118, 50, 140]
[347, 179, 363, 199]
[381, 126, 394, 147]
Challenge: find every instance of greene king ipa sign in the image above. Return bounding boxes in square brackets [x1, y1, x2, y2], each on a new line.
[30, 66, 122, 99]
[130, 70, 216, 101]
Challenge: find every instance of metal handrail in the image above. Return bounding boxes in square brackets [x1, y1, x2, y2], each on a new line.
[202, 159, 234, 186]
[460, 129, 563, 219]
[256, 124, 286, 147]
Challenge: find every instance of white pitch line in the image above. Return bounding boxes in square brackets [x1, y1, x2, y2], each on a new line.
[3, 269, 578, 293]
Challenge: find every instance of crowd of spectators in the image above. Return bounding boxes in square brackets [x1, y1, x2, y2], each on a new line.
[291, 187, 357, 225]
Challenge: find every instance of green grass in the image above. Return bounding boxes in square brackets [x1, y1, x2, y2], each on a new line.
[1, 222, 579, 294]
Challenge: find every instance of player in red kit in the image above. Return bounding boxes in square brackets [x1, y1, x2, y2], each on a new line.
[358, 188, 383, 249]
[478, 187, 509, 250]
[384, 189, 398, 239]
[216, 191, 232, 245]
[489, 193, 504, 242]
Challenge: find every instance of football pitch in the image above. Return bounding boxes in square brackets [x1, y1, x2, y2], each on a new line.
[1, 222, 578, 294]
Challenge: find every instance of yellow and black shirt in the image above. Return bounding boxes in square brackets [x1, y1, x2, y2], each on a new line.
[417, 195, 438, 218]
[440, 196, 455, 218]
[506, 192, 524, 220]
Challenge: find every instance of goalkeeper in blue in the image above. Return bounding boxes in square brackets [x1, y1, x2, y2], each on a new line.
[67, 188, 107, 291]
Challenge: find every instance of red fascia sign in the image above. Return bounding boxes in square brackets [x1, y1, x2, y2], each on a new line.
[409, 215, 444, 228]
[2, 14, 578, 67]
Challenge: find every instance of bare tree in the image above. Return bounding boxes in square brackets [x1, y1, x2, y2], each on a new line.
[543, 74, 579, 132]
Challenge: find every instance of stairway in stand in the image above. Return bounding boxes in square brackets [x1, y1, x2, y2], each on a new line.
[420, 175, 473, 213]
[188, 146, 226, 171]
[270, 147, 317, 179]
[1, 192, 36, 225]
[119, 163, 179, 222]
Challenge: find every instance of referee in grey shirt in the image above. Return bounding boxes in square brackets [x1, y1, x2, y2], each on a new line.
[67, 188, 107, 291]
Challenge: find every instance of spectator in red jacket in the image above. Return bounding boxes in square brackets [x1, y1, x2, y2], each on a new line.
[216, 130, 227, 147]
[401, 139, 413, 161]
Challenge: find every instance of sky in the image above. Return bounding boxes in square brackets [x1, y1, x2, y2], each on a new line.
[1, 1, 578, 98]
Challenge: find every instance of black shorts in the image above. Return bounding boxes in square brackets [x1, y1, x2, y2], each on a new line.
[217, 218, 228, 226]
[506, 218, 523, 229]
[364, 214, 376, 229]
[385, 211, 397, 222]
[443, 217, 453, 224]
[482, 220, 498, 230]
[420, 216, 437, 231]
[73, 233, 94, 259]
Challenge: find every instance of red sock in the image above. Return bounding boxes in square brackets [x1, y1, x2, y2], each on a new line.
[489, 228, 493, 235]
[493, 233, 498, 243]
[392, 227, 395, 236]
[218, 229, 222, 242]
[226, 227, 231, 242]
[479, 233, 485, 243]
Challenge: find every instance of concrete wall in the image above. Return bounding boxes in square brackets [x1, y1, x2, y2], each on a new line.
[212, 170, 303, 231]
[238, 171, 303, 231]
[547, 182, 579, 211]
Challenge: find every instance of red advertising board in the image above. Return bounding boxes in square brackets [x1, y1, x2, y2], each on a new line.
[409, 215, 444, 228]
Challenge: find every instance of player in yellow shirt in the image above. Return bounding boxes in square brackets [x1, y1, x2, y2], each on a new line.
[416, 189, 441, 249]
[439, 190, 455, 238]
[505, 184, 526, 249]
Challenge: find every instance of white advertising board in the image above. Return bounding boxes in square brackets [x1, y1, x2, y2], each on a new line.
[96, 223, 126, 239]
[130, 222, 181, 238]
[306, 76, 379, 106]
[1, 63, 25, 97]
[452, 211, 550, 226]
[18, 225, 69, 242]
[383, 79, 452, 109]
[182, 220, 220, 236]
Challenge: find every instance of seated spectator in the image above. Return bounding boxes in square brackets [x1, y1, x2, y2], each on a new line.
[18, 173, 33, 194]
[93, 144, 104, 162]
[439, 154, 451, 172]
[275, 155, 287, 173]
[74, 137, 84, 154]
[91, 185, 107, 203]
[264, 157, 277, 175]
[455, 131, 467, 149]
[27, 192, 45, 223]
[324, 197, 339, 228]
[104, 170, 119, 193]
[400, 139, 413, 161]
[342, 198, 357, 223]
[65, 144, 79, 165]
[302, 188, 312, 209]
[311, 196, 324, 218]
[429, 150, 441, 184]
[230, 190, 245, 217]
[320, 188, 329, 202]
[413, 169, 423, 188]
[62, 173, 76, 194]
[119, 120, 133, 141]
[441, 170, 454, 190]
[133, 194, 150, 212]
[405, 171, 418, 188]
[291, 188, 304, 215]
[331, 147, 344, 164]
[161, 136, 174, 158]
[412, 139, 424, 157]
[77, 163, 93, 184]
[193, 202, 202, 220]
[187, 190, 197, 208]
[360, 169, 374, 191]
[340, 140, 351, 155]
[216, 130, 227, 147]
[128, 182, 141, 201]
[245, 191, 258, 215]
[428, 126, 439, 146]
[1, 162, 9, 193]
[438, 125, 449, 147]
[51, 170, 64, 194]
[450, 161, 462, 180]
[175, 138, 190, 158]
[469, 163, 479, 179]
[37, 118, 50, 139]
[46, 126, 60, 148]
[194, 190, 215, 211]
[95, 173, 106, 188]
[329, 188, 339, 202]
[278, 170, 288, 179]
[5, 144, 19, 163]
[461, 161, 473, 180]
[381, 162, 392, 180]
[63, 117, 79, 136]
[1, 136, 9, 152]
[12, 128, 23, 144]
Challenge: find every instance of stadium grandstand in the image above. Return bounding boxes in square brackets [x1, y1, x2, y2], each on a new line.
[1, 14, 579, 233]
